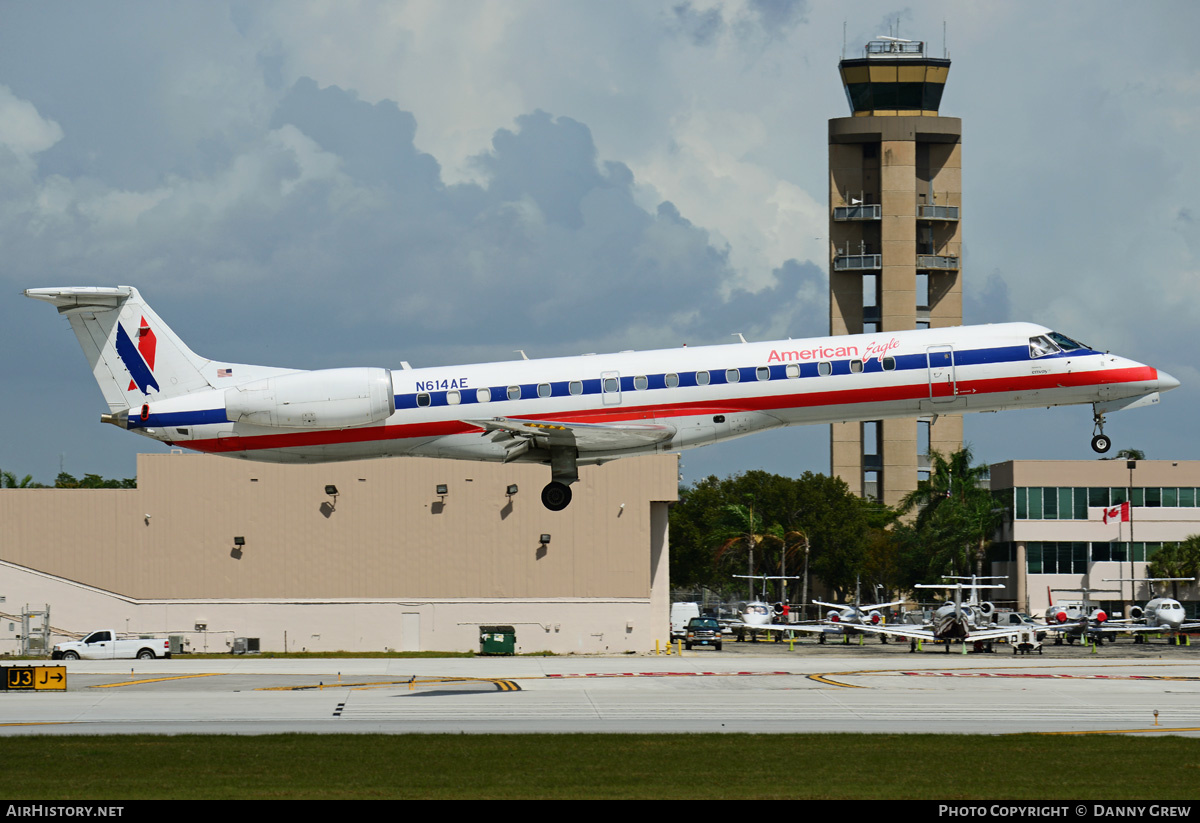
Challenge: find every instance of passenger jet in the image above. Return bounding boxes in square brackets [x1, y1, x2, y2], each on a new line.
[26, 286, 1178, 511]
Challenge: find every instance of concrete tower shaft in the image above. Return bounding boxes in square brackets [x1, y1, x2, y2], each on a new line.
[829, 37, 963, 507]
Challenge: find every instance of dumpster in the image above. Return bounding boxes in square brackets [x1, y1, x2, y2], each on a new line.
[479, 625, 516, 655]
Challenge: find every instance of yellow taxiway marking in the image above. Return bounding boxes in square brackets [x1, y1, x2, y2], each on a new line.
[809, 661, 1200, 689]
[0, 721, 83, 727]
[1023, 727, 1200, 736]
[89, 673, 224, 688]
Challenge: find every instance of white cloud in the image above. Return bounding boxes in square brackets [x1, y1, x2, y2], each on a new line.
[0, 84, 62, 157]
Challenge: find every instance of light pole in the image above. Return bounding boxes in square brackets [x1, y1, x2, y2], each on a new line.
[1128, 459, 1136, 614]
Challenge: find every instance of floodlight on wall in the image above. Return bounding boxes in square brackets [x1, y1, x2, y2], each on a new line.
[233, 536, 245, 547]
[436, 484, 448, 496]
[325, 484, 339, 512]
[539, 534, 551, 546]
[507, 484, 519, 496]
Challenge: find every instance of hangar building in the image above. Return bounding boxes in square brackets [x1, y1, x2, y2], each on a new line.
[0, 453, 677, 655]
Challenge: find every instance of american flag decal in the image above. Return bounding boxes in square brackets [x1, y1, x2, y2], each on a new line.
[218, 368, 233, 378]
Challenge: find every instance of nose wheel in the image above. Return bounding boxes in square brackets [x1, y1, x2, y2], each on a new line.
[1091, 409, 1112, 454]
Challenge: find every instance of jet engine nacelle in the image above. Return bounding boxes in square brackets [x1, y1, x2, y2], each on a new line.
[1129, 605, 1145, 620]
[978, 601, 995, 616]
[867, 610, 882, 625]
[827, 611, 840, 622]
[225, 368, 395, 429]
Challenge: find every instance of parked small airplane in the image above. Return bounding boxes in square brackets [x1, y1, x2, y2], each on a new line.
[27, 286, 1178, 510]
[1099, 578, 1200, 644]
[843, 576, 1019, 652]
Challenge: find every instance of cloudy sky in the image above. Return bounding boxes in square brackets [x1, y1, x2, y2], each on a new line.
[2, 1, 1197, 486]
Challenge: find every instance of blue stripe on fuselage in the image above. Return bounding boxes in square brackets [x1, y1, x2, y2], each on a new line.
[130, 343, 1103, 429]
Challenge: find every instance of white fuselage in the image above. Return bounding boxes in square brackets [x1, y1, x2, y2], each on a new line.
[127, 322, 1172, 466]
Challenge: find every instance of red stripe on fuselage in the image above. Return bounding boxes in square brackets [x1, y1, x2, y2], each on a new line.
[184, 365, 1159, 454]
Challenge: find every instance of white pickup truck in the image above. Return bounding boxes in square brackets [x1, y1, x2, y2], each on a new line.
[51, 630, 171, 660]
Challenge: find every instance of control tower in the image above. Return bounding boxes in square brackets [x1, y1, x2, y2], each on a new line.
[829, 37, 963, 507]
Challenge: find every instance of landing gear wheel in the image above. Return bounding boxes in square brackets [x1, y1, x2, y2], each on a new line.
[1091, 434, 1111, 454]
[540, 481, 572, 511]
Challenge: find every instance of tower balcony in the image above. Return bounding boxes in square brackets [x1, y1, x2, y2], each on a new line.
[917, 254, 959, 271]
[833, 204, 881, 221]
[917, 204, 959, 222]
[833, 254, 882, 272]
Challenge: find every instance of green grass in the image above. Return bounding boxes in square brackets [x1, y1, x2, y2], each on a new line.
[3, 734, 1199, 799]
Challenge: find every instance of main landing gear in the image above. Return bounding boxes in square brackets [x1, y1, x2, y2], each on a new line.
[541, 446, 579, 512]
[541, 481, 572, 512]
[1091, 407, 1112, 454]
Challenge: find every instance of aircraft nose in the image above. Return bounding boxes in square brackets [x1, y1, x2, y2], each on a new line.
[1157, 370, 1181, 392]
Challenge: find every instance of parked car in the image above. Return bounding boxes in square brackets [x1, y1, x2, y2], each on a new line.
[685, 617, 723, 651]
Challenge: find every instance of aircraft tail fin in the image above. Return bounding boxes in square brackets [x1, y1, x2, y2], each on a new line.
[25, 286, 213, 412]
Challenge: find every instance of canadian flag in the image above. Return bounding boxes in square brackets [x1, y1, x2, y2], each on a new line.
[1103, 501, 1130, 524]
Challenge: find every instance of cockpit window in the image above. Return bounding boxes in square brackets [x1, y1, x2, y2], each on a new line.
[1047, 331, 1087, 351]
[1028, 335, 1059, 359]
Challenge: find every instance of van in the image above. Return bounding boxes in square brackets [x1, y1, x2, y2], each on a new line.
[670, 603, 700, 640]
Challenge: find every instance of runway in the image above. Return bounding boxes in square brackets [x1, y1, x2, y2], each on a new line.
[4, 645, 1199, 736]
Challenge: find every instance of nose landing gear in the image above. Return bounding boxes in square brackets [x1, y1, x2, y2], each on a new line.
[1091, 409, 1112, 454]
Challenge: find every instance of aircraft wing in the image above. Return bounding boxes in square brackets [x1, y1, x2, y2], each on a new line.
[465, 417, 676, 455]
[841, 623, 1023, 643]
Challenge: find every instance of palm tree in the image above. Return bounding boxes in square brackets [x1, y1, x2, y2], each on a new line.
[899, 447, 1000, 578]
[710, 503, 783, 600]
[1148, 536, 1200, 600]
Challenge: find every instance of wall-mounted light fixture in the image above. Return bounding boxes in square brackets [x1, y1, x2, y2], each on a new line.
[539, 534, 551, 546]
[436, 484, 448, 496]
[233, 536, 245, 547]
[507, 484, 519, 496]
[324, 484, 339, 512]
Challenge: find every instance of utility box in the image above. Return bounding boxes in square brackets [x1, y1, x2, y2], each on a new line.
[232, 637, 260, 655]
[479, 626, 516, 655]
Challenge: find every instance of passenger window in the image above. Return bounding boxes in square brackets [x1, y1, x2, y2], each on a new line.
[507, 385, 521, 400]
[476, 388, 491, 403]
[850, 360, 863, 374]
[665, 373, 679, 388]
[603, 377, 619, 393]
[569, 381, 583, 396]
[696, 371, 710, 386]
[634, 375, 648, 391]
[818, 361, 832, 376]
[537, 383, 551, 398]
[756, 366, 770, 381]
[726, 368, 740, 383]
[447, 390, 461, 405]
[417, 393, 431, 407]
[882, 357, 895, 371]
[785, 364, 799, 378]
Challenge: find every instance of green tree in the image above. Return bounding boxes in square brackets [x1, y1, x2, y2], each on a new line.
[54, 472, 136, 489]
[1148, 536, 1200, 599]
[899, 447, 1000, 581]
[1, 471, 47, 488]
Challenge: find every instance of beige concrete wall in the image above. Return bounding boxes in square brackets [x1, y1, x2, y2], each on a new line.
[0, 453, 678, 654]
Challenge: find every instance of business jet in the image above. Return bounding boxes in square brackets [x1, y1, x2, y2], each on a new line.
[845, 577, 1020, 652]
[26, 286, 1179, 511]
[1100, 578, 1200, 644]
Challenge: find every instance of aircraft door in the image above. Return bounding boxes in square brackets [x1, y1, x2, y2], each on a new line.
[601, 370, 622, 406]
[926, 345, 957, 403]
